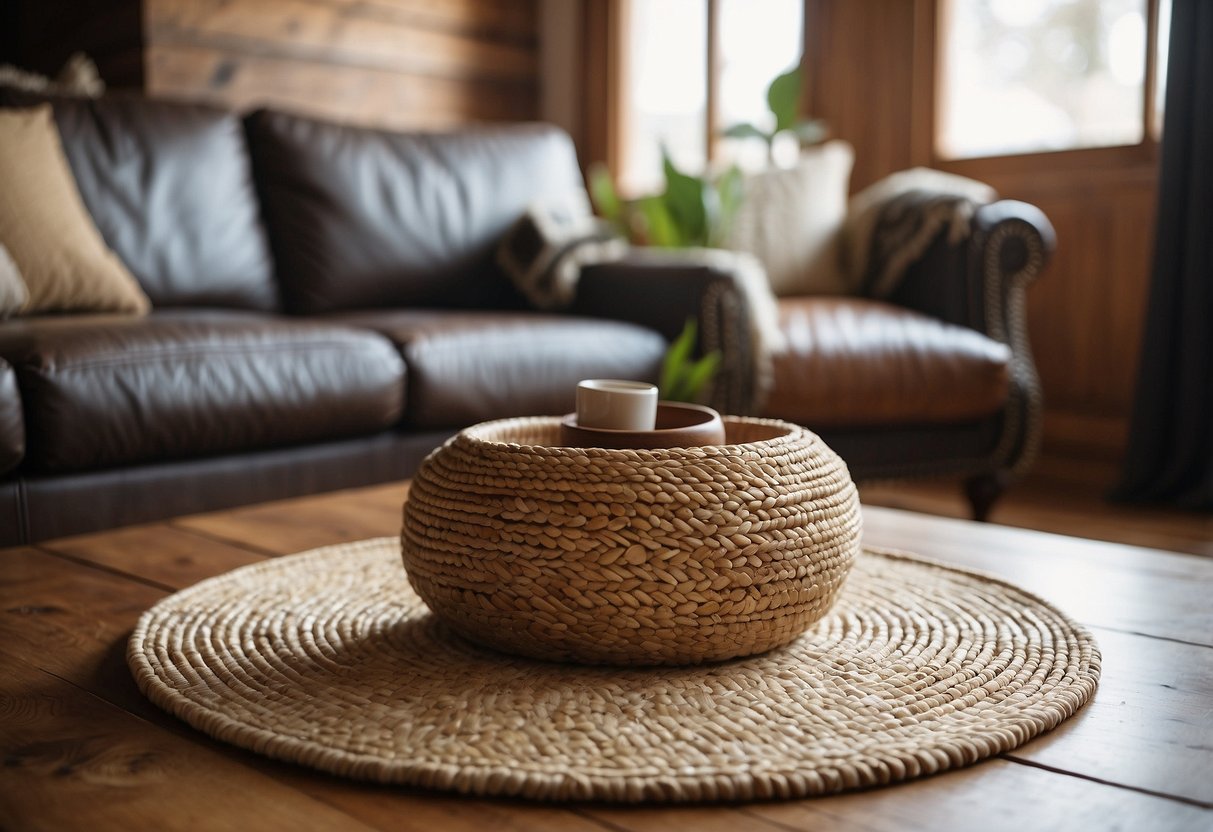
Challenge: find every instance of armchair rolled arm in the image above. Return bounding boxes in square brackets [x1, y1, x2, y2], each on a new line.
[887, 199, 1056, 477]
[569, 250, 758, 414]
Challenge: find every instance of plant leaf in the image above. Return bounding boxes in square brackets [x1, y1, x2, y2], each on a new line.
[710, 165, 745, 247]
[637, 195, 681, 247]
[660, 319, 698, 399]
[721, 122, 771, 142]
[588, 163, 622, 224]
[680, 351, 722, 403]
[789, 118, 829, 146]
[766, 65, 803, 133]
[661, 148, 709, 247]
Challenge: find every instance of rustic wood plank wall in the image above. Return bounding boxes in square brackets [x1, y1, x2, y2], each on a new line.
[144, 0, 540, 130]
[804, 0, 1159, 468]
[1, 0, 541, 130]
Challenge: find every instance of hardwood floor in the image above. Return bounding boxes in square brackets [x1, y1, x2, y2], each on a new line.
[859, 455, 1213, 557]
[6, 481, 1210, 828]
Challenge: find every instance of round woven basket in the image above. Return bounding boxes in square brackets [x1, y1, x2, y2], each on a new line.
[401, 416, 862, 666]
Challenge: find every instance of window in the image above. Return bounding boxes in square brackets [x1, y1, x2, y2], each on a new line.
[620, 0, 708, 194]
[619, 0, 803, 193]
[936, 0, 1171, 160]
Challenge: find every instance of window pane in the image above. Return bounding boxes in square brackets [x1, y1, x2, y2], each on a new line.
[938, 0, 1148, 159]
[718, 0, 804, 171]
[621, 0, 707, 194]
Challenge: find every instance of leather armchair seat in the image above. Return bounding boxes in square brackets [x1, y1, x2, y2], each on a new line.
[764, 298, 1011, 427]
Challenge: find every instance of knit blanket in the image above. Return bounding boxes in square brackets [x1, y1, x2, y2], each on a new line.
[841, 168, 997, 297]
[499, 205, 783, 412]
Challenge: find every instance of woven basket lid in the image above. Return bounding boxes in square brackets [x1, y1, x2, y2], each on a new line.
[129, 537, 1100, 803]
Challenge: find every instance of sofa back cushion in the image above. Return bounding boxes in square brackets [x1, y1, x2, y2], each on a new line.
[0, 89, 279, 311]
[245, 110, 587, 313]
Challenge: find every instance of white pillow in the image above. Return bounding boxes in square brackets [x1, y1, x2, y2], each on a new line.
[725, 140, 854, 297]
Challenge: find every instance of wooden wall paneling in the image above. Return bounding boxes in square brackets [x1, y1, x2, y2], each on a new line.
[967, 165, 1159, 461]
[538, 0, 584, 147]
[146, 0, 538, 82]
[577, 0, 624, 174]
[143, 0, 539, 129]
[320, 0, 538, 40]
[803, 0, 918, 192]
[145, 42, 536, 130]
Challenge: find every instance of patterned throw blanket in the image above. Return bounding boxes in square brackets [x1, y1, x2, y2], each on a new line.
[499, 205, 784, 411]
[841, 168, 997, 298]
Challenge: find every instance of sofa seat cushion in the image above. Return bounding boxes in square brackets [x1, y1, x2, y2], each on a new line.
[763, 298, 1011, 428]
[0, 358, 23, 475]
[328, 310, 667, 428]
[0, 311, 405, 472]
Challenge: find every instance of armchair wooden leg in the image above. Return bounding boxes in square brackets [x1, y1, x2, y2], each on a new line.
[964, 471, 1010, 522]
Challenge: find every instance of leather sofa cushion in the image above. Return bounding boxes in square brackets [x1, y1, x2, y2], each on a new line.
[328, 311, 667, 428]
[0, 90, 278, 311]
[246, 110, 587, 313]
[0, 311, 405, 472]
[0, 358, 23, 475]
[763, 298, 1011, 427]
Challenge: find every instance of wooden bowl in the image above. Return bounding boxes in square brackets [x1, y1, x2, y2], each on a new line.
[558, 402, 726, 449]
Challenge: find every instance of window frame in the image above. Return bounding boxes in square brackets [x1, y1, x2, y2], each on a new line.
[613, 0, 808, 188]
[923, 0, 1166, 178]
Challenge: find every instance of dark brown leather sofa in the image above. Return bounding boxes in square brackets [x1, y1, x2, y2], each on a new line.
[0, 91, 1052, 546]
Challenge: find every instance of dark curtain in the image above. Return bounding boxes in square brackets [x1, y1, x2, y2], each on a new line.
[1116, 0, 1213, 508]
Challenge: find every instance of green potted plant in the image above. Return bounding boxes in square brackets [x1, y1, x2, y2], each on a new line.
[721, 64, 827, 163]
[588, 150, 743, 249]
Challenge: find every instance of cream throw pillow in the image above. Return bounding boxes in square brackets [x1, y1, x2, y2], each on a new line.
[725, 140, 855, 297]
[0, 105, 149, 315]
[0, 243, 28, 318]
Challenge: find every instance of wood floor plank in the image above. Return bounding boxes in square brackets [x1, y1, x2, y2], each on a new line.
[173, 482, 407, 554]
[264, 782, 622, 832]
[578, 805, 798, 831]
[5, 545, 1209, 808]
[0, 549, 633, 832]
[1007, 627, 1213, 807]
[861, 505, 1213, 645]
[745, 758, 1212, 832]
[859, 470, 1213, 558]
[6, 489, 1211, 827]
[0, 549, 167, 716]
[0, 654, 380, 832]
[39, 523, 267, 590]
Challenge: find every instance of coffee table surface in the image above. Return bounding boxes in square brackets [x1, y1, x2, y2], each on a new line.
[2, 482, 1210, 831]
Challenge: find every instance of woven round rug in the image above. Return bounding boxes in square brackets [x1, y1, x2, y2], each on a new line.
[128, 538, 1100, 803]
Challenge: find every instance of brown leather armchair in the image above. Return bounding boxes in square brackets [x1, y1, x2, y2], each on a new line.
[574, 201, 1055, 521]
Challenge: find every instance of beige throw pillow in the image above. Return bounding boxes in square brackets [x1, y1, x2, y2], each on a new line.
[0, 243, 28, 318]
[725, 140, 855, 297]
[0, 105, 149, 315]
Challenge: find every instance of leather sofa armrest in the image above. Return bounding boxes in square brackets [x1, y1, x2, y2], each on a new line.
[887, 199, 1055, 477]
[888, 200, 1055, 335]
[569, 250, 757, 414]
